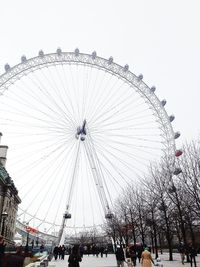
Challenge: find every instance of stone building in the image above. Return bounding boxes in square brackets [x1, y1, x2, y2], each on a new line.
[0, 133, 21, 245]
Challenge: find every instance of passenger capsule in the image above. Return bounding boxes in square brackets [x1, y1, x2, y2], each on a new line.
[138, 74, 143, 80]
[168, 185, 176, 193]
[150, 86, 156, 92]
[174, 132, 181, 139]
[175, 150, 183, 157]
[105, 213, 113, 219]
[173, 168, 182, 175]
[92, 51, 97, 59]
[38, 50, 44, 57]
[108, 56, 113, 64]
[21, 55, 27, 63]
[56, 47, 62, 55]
[123, 64, 129, 72]
[4, 64, 11, 72]
[75, 48, 79, 56]
[169, 115, 175, 122]
[161, 99, 167, 106]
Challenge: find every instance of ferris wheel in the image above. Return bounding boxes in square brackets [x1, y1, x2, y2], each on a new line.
[0, 48, 180, 240]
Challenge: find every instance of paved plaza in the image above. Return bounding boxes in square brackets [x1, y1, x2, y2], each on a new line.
[49, 252, 200, 267]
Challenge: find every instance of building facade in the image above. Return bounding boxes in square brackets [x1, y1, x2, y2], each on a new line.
[0, 133, 21, 246]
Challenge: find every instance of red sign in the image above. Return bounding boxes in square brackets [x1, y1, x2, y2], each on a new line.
[26, 226, 38, 234]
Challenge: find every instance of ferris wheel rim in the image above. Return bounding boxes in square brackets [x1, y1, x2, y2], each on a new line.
[0, 49, 176, 164]
[0, 49, 178, 235]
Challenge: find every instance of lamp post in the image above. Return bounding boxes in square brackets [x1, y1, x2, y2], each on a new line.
[25, 223, 30, 253]
[1, 211, 8, 236]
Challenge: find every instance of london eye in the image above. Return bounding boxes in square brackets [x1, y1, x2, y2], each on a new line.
[0, 48, 178, 241]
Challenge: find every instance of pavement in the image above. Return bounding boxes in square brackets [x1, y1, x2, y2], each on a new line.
[49, 252, 200, 267]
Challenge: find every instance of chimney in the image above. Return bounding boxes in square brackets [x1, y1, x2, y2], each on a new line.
[0, 146, 8, 167]
[0, 133, 8, 167]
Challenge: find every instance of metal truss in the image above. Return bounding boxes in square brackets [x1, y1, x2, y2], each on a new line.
[0, 48, 178, 239]
[0, 50, 177, 167]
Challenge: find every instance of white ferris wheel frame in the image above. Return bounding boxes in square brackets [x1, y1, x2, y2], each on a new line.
[0, 49, 176, 161]
[0, 48, 178, 241]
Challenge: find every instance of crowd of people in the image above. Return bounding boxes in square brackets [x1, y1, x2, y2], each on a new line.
[115, 244, 154, 267]
[0, 236, 199, 267]
[52, 243, 145, 267]
[53, 244, 67, 260]
[52, 242, 155, 267]
[52, 243, 109, 261]
[115, 241, 198, 267]
[178, 242, 197, 267]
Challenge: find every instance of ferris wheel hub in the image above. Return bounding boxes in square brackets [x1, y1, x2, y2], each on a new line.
[76, 119, 87, 141]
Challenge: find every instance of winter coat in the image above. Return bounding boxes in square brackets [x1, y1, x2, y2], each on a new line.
[68, 253, 82, 267]
[141, 250, 154, 267]
[115, 247, 125, 261]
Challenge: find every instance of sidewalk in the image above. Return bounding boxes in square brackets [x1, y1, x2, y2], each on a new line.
[50, 252, 200, 267]
[158, 252, 199, 266]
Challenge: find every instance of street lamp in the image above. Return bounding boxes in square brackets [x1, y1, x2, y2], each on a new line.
[25, 223, 31, 253]
[1, 211, 8, 236]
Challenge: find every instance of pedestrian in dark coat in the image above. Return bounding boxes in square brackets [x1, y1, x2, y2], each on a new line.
[104, 246, 108, 257]
[61, 245, 66, 260]
[137, 245, 143, 263]
[40, 244, 44, 253]
[188, 243, 197, 267]
[53, 245, 59, 260]
[100, 246, 104, 257]
[68, 245, 82, 267]
[129, 245, 137, 266]
[178, 242, 186, 264]
[115, 245, 125, 267]
[58, 245, 62, 259]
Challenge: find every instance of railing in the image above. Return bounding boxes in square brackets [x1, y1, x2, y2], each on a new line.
[26, 254, 51, 267]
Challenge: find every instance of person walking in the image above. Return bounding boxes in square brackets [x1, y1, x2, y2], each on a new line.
[129, 245, 137, 266]
[100, 246, 104, 257]
[60, 244, 66, 260]
[40, 243, 44, 253]
[104, 246, 108, 257]
[68, 245, 82, 267]
[188, 243, 197, 267]
[178, 242, 186, 265]
[141, 247, 154, 267]
[79, 245, 84, 258]
[87, 245, 90, 256]
[125, 246, 134, 267]
[137, 245, 143, 263]
[58, 245, 62, 259]
[115, 245, 125, 267]
[53, 245, 59, 260]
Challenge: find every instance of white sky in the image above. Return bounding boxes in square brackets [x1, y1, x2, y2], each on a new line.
[0, 0, 199, 143]
[0, 0, 200, 232]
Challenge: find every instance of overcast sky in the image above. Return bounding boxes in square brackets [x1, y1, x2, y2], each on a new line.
[0, 0, 199, 144]
[0, 0, 200, 232]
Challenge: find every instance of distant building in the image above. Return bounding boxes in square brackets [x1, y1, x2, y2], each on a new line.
[0, 133, 21, 245]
